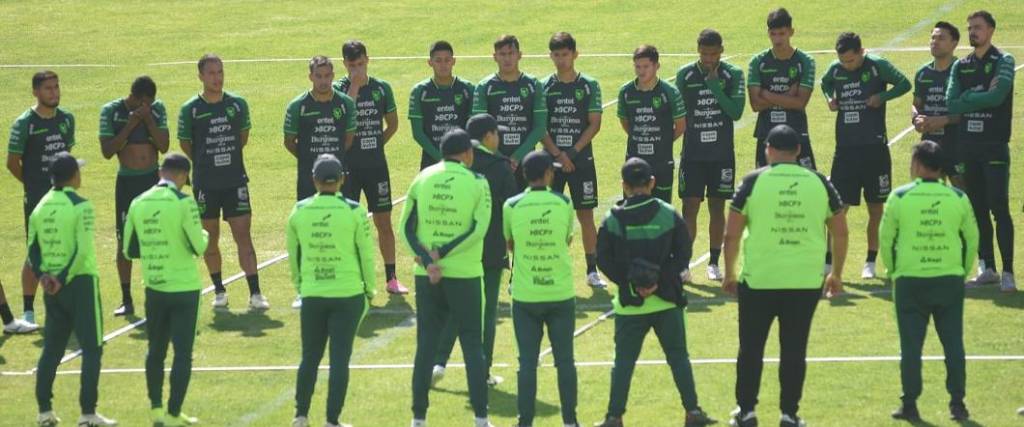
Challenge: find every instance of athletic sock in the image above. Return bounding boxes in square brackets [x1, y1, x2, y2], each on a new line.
[825, 251, 833, 265]
[709, 248, 722, 265]
[385, 264, 397, 281]
[585, 253, 597, 274]
[23, 295, 34, 313]
[866, 250, 878, 263]
[0, 302, 14, 324]
[120, 282, 132, 305]
[246, 274, 261, 295]
[211, 272, 225, 294]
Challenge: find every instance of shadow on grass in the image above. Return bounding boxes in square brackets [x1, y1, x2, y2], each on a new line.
[685, 282, 729, 313]
[575, 286, 612, 318]
[434, 383, 561, 419]
[359, 300, 415, 339]
[964, 285, 1024, 310]
[208, 308, 284, 337]
[843, 280, 893, 302]
[0, 334, 8, 365]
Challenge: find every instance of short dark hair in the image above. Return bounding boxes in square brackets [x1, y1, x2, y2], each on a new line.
[912, 140, 945, 171]
[197, 54, 221, 73]
[32, 70, 58, 89]
[934, 21, 961, 41]
[130, 75, 157, 98]
[549, 32, 576, 51]
[429, 40, 454, 57]
[633, 44, 659, 63]
[494, 34, 519, 51]
[835, 32, 862, 54]
[342, 40, 368, 61]
[767, 8, 793, 29]
[697, 29, 723, 47]
[968, 10, 996, 28]
[308, 55, 333, 73]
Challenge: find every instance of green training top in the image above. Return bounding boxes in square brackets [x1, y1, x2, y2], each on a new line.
[177, 92, 252, 190]
[616, 79, 686, 164]
[947, 47, 1015, 144]
[123, 181, 209, 292]
[408, 77, 475, 162]
[283, 90, 358, 185]
[99, 99, 168, 176]
[820, 54, 910, 147]
[503, 187, 575, 303]
[747, 48, 816, 138]
[543, 73, 603, 158]
[730, 163, 844, 289]
[399, 160, 492, 278]
[472, 72, 548, 162]
[913, 60, 958, 142]
[880, 178, 979, 280]
[601, 198, 683, 315]
[287, 193, 377, 298]
[676, 60, 745, 162]
[333, 76, 398, 167]
[8, 107, 76, 191]
[27, 187, 97, 283]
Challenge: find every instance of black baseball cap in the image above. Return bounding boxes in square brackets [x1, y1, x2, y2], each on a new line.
[312, 153, 346, 183]
[466, 113, 510, 141]
[522, 151, 562, 182]
[441, 128, 474, 156]
[765, 124, 800, 150]
[49, 152, 84, 185]
[621, 157, 654, 187]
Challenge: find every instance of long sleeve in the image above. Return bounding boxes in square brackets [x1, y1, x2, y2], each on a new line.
[954, 54, 1016, 112]
[877, 57, 911, 102]
[707, 65, 746, 120]
[596, 216, 627, 286]
[182, 197, 208, 256]
[26, 213, 43, 278]
[502, 201, 513, 242]
[286, 208, 301, 293]
[879, 194, 899, 276]
[820, 61, 837, 101]
[398, 178, 433, 264]
[410, 117, 442, 161]
[65, 201, 95, 283]
[513, 82, 549, 162]
[666, 214, 693, 276]
[122, 203, 140, 260]
[959, 195, 980, 274]
[438, 178, 492, 257]
[354, 207, 378, 298]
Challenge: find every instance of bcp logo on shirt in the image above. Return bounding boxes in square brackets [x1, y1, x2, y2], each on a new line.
[844, 112, 860, 124]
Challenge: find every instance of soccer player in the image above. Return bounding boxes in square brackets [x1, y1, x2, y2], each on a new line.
[541, 31, 606, 288]
[288, 154, 377, 427]
[881, 141, 978, 423]
[504, 151, 578, 427]
[676, 29, 745, 282]
[409, 41, 475, 170]
[1, 280, 39, 333]
[820, 32, 910, 279]
[947, 10, 1016, 291]
[722, 125, 848, 427]
[122, 153, 207, 427]
[7, 70, 75, 326]
[748, 8, 817, 169]
[400, 129, 493, 427]
[29, 153, 117, 427]
[432, 114, 517, 387]
[284, 55, 358, 308]
[334, 40, 408, 295]
[912, 22, 962, 188]
[472, 34, 548, 185]
[99, 75, 170, 316]
[617, 45, 686, 204]
[179, 54, 267, 309]
[595, 158, 714, 427]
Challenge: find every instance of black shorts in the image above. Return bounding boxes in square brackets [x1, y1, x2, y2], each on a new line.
[679, 158, 735, 199]
[22, 186, 49, 238]
[116, 171, 160, 242]
[930, 135, 963, 177]
[297, 173, 316, 202]
[963, 143, 1010, 206]
[755, 136, 816, 170]
[650, 159, 675, 204]
[830, 145, 892, 205]
[552, 154, 598, 210]
[342, 164, 392, 213]
[195, 185, 252, 220]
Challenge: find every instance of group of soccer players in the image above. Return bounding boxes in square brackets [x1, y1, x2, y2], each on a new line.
[3, 5, 1021, 427]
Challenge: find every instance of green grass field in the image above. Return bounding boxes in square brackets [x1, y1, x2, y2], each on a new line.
[2, 1, 1024, 426]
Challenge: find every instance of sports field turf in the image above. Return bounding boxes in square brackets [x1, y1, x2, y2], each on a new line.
[1, 1, 1023, 426]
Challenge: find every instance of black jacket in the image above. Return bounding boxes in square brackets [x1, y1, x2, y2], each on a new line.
[471, 145, 518, 268]
[596, 195, 691, 307]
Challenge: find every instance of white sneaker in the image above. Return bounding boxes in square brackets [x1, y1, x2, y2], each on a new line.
[586, 272, 607, 288]
[966, 267, 999, 288]
[707, 264, 724, 281]
[163, 412, 199, 426]
[77, 413, 118, 426]
[680, 269, 692, 284]
[410, 420, 427, 427]
[473, 418, 494, 427]
[431, 365, 445, 387]
[1001, 272, 1017, 293]
[861, 262, 876, 279]
[823, 264, 832, 276]
[249, 294, 270, 310]
[324, 422, 352, 427]
[4, 318, 40, 334]
[212, 292, 229, 308]
[292, 416, 310, 427]
[37, 411, 60, 427]
[292, 295, 303, 309]
[486, 375, 503, 387]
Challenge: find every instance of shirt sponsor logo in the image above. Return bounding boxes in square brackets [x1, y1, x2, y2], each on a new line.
[770, 110, 787, 124]
[843, 111, 860, 124]
[967, 120, 984, 133]
[637, 143, 655, 156]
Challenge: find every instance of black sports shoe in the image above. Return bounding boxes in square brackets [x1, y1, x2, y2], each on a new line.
[593, 417, 623, 427]
[891, 403, 921, 421]
[685, 408, 717, 427]
[729, 409, 757, 427]
[113, 302, 134, 317]
[949, 402, 970, 421]
[779, 413, 806, 427]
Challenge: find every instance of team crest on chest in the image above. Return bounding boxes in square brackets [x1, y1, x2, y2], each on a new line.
[520, 87, 529, 98]
[332, 107, 343, 120]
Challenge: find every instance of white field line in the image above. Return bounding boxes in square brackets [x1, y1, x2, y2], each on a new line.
[888, 62, 1024, 147]
[5, 354, 1022, 377]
